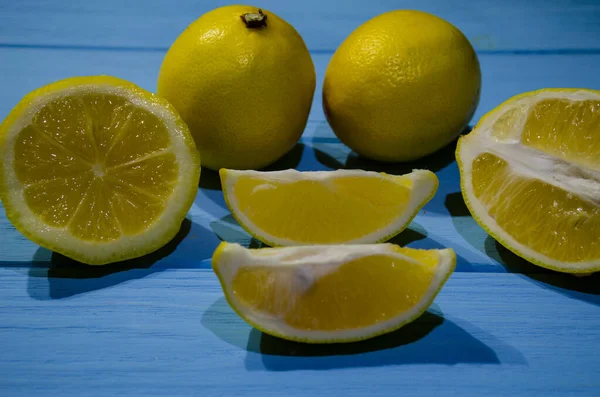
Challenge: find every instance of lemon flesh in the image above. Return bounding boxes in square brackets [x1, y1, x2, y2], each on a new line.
[457, 89, 600, 273]
[212, 242, 456, 343]
[0, 76, 200, 265]
[220, 168, 438, 246]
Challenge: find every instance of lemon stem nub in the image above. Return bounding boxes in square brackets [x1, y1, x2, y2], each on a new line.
[241, 9, 267, 28]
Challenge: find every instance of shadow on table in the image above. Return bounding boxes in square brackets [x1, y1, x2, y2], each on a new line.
[444, 191, 494, 263]
[247, 316, 507, 371]
[198, 168, 223, 191]
[387, 225, 427, 247]
[311, 122, 468, 174]
[202, 297, 509, 371]
[27, 218, 218, 300]
[444, 192, 471, 217]
[210, 214, 266, 248]
[488, 237, 600, 306]
[199, 143, 306, 191]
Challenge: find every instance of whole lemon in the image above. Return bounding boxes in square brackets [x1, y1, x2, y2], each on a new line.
[323, 10, 481, 162]
[157, 5, 316, 170]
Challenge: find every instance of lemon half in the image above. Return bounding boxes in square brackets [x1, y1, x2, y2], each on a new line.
[457, 88, 600, 273]
[0, 76, 200, 265]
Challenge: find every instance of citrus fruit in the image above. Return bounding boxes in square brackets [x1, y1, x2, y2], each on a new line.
[212, 242, 456, 343]
[157, 5, 316, 171]
[457, 88, 600, 274]
[220, 168, 438, 246]
[0, 76, 200, 265]
[323, 10, 481, 162]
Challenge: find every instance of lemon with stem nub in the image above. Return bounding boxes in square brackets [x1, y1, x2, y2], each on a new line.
[158, 5, 316, 171]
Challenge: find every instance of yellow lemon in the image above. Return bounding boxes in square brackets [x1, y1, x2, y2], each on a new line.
[457, 89, 600, 274]
[157, 5, 316, 171]
[220, 168, 438, 246]
[323, 10, 481, 162]
[213, 242, 456, 343]
[0, 76, 200, 265]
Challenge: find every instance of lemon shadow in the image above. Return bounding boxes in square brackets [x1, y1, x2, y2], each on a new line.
[210, 214, 266, 248]
[27, 219, 218, 300]
[487, 236, 600, 305]
[445, 191, 498, 262]
[444, 192, 471, 217]
[201, 298, 521, 371]
[198, 143, 305, 191]
[198, 169, 222, 190]
[260, 143, 305, 171]
[345, 137, 459, 175]
[246, 312, 506, 371]
[387, 225, 427, 247]
[310, 123, 470, 175]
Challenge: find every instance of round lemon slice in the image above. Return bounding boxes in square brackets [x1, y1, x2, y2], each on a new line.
[212, 242, 456, 343]
[457, 88, 600, 273]
[0, 76, 200, 265]
[220, 168, 438, 246]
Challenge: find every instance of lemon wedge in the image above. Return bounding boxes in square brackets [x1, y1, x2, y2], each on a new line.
[457, 88, 600, 273]
[0, 76, 200, 265]
[220, 168, 438, 246]
[212, 242, 456, 343]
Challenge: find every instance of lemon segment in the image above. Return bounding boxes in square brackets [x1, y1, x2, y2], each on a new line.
[457, 89, 600, 273]
[522, 99, 600, 169]
[220, 168, 438, 246]
[212, 242, 456, 343]
[0, 76, 200, 265]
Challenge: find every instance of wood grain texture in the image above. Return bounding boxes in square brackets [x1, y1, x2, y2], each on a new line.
[1, 269, 599, 396]
[1, 0, 599, 52]
[1, 1, 599, 394]
[2, 49, 599, 124]
[0, 49, 598, 271]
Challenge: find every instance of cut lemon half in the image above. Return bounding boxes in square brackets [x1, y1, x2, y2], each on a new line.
[457, 88, 600, 273]
[0, 76, 200, 265]
[220, 168, 438, 246]
[212, 242, 456, 343]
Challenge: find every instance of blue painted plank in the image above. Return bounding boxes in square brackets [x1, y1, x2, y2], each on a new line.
[0, 49, 598, 272]
[1, 269, 599, 396]
[1, 0, 599, 52]
[0, 1, 598, 395]
[1, 50, 598, 129]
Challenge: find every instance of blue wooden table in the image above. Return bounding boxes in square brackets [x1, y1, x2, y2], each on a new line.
[1, 1, 599, 395]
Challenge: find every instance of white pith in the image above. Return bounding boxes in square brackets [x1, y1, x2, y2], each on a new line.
[459, 89, 600, 271]
[0, 84, 199, 264]
[215, 243, 455, 342]
[222, 168, 438, 246]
